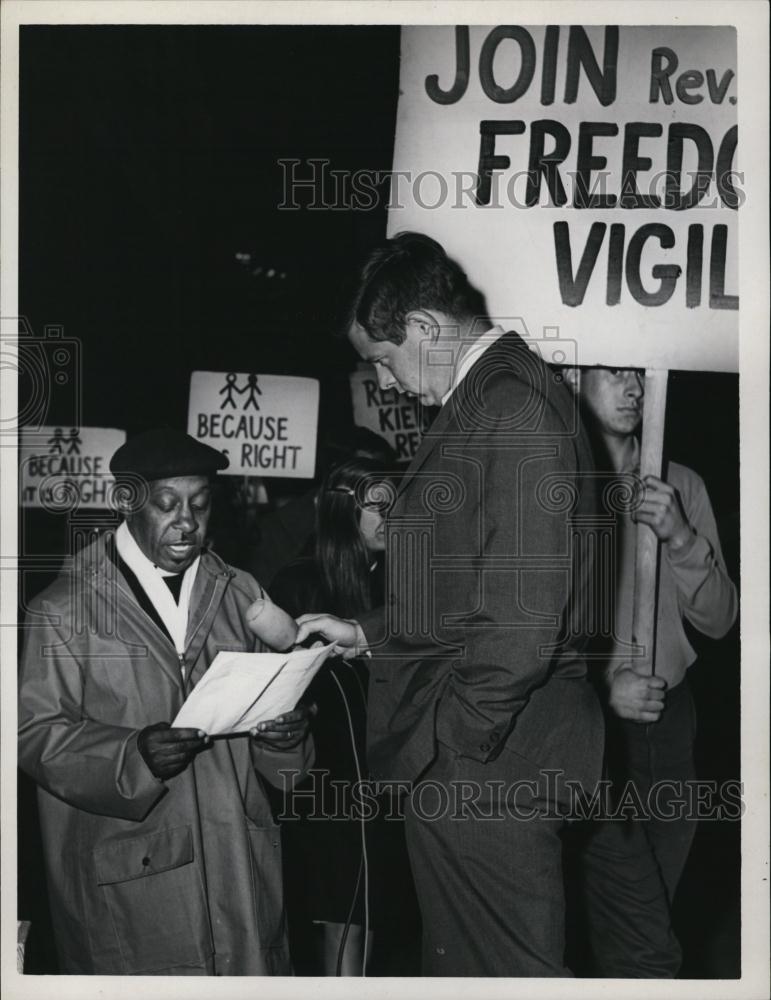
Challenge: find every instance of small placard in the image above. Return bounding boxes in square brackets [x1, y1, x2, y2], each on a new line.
[349, 369, 430, 462]
[19, 427, 126, 509]
[188, 371, 319, 478]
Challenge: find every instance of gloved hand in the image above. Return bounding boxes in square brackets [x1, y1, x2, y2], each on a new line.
[250, 704, 315, 751]
[138, 722, 211, 780]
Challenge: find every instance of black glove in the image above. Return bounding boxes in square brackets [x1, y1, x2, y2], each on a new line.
[137, 722, 210, 780]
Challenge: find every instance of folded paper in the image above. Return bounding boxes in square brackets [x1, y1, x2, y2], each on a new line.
[172, 643, 334, 735]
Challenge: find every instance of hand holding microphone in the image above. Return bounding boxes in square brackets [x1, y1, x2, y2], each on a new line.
[245, 595, 298, 651]
[295, 613, 368, 659]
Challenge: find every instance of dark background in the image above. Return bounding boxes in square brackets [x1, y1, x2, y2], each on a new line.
[17, 26, 740, 977]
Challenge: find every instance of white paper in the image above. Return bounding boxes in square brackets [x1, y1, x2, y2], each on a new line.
[172, 643, 334, 735]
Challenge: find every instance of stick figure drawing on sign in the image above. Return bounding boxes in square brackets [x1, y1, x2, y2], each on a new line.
[47, 428, 65, 454]
[66, 429, 82, 455]
[219, 372, 240, 409]
[241, 374, 262, 411]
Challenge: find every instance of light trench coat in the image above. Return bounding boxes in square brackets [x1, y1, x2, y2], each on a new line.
[18, 532, 312, 975]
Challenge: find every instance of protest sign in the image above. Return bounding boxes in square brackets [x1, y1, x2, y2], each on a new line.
[188, 371, 319, 478]
[388, 25, 738, 372]
[19, 427, 125, 509]
[349, 368, 431, 462]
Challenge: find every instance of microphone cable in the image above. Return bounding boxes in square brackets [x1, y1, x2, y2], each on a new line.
[330, 662, 370, 977]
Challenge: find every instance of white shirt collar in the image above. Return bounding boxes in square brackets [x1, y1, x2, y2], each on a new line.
[115, 521, 200, 658]
[440, 326, 507, 407]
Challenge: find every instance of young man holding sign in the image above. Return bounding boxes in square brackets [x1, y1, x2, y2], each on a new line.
[563, 366, 738, 976]
[296, 232, 603, 976]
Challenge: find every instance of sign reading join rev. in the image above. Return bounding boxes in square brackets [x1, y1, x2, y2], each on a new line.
[188, 371, 319, 478]
[389, 25, 738, 373]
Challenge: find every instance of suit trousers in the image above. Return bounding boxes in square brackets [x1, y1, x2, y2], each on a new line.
[572, 676, 698, 977]
[403, 740, 572, 977]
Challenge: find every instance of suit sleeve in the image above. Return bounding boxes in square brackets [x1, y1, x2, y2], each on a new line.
[18, 598, 166, 821]
[433, 387, 579, 763]
[357, 605, 386, 650]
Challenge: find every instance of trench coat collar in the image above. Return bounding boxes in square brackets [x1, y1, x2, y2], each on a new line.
[182, 552, 237, 692]
[82, 531, 236, 693]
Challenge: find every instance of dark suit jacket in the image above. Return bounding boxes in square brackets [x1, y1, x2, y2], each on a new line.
[361, 331, 603, 795]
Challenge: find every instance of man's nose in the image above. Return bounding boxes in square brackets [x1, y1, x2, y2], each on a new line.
[376, 367, 395, 391]
[175, 506, 197, 533]
[624, 372, 644, 397]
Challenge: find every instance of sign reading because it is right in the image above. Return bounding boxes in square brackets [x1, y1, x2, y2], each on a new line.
[188, 371, 319, 478]
[20, 427, 125, 510]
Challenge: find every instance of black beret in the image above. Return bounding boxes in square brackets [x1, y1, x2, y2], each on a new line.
[110, 428, 229, 481]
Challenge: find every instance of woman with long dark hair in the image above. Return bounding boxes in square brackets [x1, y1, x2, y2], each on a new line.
[313, 459, 388, 618]
[271, 457, 419, 976]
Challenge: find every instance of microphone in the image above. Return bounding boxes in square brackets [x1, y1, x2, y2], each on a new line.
[245, 596, 298, 652]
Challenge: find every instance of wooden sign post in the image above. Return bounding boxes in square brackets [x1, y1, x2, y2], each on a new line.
[632, 369, 669, 676]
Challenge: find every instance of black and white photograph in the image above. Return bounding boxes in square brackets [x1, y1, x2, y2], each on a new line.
[1, 2, 767, 997]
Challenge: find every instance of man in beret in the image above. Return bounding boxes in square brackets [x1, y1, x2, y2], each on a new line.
[18, 428, 313, 975]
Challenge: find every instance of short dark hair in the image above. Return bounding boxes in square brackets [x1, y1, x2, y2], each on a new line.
[345, 231, 488, 344]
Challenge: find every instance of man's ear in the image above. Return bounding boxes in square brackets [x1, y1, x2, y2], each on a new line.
[113, 476, 147, 518]
[117, 502, 134, 524]
[405, 309, 441, 342]
[562, 367, 580, 393]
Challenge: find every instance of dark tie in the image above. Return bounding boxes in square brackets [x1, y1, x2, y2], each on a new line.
[162, 573, 184, 604]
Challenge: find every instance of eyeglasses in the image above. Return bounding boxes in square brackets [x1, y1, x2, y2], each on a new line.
[327, 485, 392, 512]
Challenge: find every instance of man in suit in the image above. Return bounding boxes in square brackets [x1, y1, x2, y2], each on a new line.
[296, 232, 604, 976]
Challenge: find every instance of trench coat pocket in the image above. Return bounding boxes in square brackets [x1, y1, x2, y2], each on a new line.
[93, 825, 212, 973]
[95, 825, 194, 884]
[244, 818, 287, 952]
